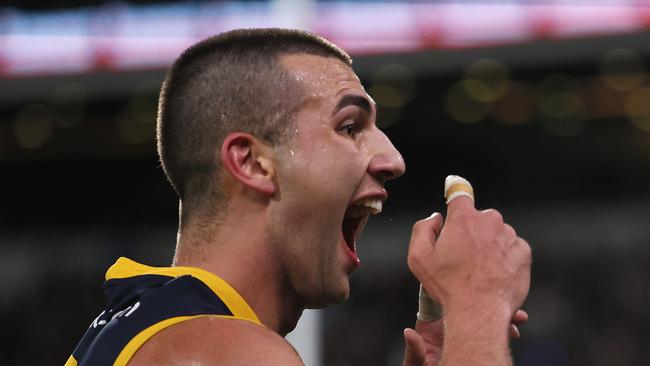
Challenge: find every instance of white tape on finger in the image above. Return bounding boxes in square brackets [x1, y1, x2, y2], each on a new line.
[444, 175, 474, 204]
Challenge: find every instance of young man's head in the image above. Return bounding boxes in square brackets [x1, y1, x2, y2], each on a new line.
[157, 28, 351, 224]
[157, 28, 405, 308]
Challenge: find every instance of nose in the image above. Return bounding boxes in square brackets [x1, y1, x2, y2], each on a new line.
[367, 128, 406, 182]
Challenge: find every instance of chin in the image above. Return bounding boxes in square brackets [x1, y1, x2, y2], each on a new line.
[328, 285, 350, 304]
[304, 280, 350, 308]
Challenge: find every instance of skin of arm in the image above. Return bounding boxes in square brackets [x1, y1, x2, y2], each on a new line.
[403, 309, 529, 365]
[439, 302, 514, 366]
[128, 317, 304, 366]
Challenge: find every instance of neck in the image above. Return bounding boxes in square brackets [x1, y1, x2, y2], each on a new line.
[173, 211, 304, 336]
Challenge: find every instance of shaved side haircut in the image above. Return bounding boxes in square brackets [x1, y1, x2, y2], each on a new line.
[157, 28, 351, 227]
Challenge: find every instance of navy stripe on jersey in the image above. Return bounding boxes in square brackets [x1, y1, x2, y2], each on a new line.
[71, 274, 232, 366]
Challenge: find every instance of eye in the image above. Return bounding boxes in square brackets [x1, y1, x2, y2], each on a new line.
[339, 120, 357, 137]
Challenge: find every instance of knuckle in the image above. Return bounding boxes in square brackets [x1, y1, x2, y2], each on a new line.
[504, 223, 516, 237]
[406, 254, 414, 271]
[517, 238, 532, 261]
[523, 240, 532, 258]
[406, 251, 421, 273]
[406, 242, 419, 260]
[482, 208, 503, 224]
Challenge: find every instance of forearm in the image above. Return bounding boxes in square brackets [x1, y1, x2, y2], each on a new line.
[439, 305, 513, 366]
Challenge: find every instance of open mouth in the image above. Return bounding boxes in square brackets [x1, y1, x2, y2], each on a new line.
[342, 215, 368, 254]
[341, 198, 383, 256]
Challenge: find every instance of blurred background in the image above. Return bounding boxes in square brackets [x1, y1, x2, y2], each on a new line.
[1, 0, 649, 365]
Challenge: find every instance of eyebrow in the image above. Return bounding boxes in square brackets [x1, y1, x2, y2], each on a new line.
[333, 94, 373, 116]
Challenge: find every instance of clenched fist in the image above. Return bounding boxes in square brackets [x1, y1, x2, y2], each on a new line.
[407, 179, 531, 334]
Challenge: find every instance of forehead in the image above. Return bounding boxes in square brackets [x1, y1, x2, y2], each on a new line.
[279, 53, 366, 101]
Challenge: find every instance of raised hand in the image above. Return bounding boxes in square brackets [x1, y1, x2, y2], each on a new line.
[404, 176, 531, 366]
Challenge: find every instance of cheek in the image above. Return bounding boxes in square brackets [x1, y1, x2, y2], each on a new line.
[275, 139, 367, 240]
[312, 143, 367, 183]
[286, 142, 363, 193]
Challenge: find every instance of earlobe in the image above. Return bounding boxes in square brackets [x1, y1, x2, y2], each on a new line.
[220, 132, 276, 197]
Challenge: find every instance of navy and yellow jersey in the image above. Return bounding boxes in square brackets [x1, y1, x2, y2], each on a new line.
[65, 257, 261, 366]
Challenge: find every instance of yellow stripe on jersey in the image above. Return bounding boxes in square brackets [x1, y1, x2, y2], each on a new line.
[105, 257, 261, 325]
[64, 355, 77, 366]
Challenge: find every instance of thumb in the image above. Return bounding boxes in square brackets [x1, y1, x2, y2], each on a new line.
[403, 328, 427, 366]
[444, 175, 476, 218]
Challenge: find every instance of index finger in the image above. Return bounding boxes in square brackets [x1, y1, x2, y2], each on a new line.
[444, 175, 476, 215]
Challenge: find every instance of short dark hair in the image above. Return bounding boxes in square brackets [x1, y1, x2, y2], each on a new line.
[157, 28, 352, 224]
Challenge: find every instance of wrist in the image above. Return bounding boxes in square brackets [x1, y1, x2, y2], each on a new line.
[439, 301, 514, 365]
[443, 299, 512, 331]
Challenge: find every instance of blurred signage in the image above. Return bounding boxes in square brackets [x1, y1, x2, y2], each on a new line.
[1, 1, 650, 77]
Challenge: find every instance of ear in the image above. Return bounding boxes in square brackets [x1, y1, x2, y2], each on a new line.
[220, 132, 276, 197]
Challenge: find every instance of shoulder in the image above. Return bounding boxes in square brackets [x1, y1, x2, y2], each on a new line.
[128, 316, 304, 366]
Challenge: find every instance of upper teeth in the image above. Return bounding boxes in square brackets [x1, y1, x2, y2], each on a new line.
[347, 198, 383, 218]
